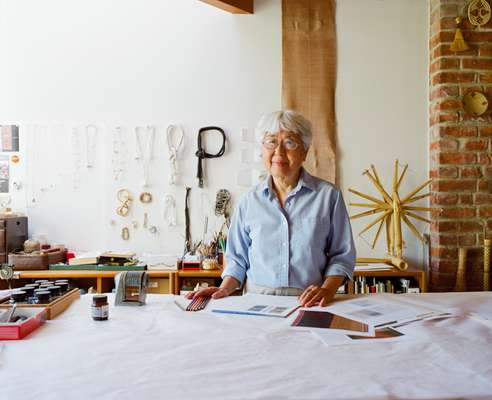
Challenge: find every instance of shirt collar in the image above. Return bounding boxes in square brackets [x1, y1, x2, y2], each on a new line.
[258, 168, 316, 197]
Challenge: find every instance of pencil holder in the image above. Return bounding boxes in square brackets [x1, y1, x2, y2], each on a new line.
[202, 257, 219, 270]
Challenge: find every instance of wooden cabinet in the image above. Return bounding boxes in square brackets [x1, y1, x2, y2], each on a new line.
[349, 269, 427, 294]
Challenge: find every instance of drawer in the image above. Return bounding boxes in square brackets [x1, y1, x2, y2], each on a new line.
[147, 278, 170, 294]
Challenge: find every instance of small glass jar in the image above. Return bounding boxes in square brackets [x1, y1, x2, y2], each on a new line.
[46, 285, 61, 297]
[11, 290, 27, 303]
[34, 290, 51, 304]
[56, 282, 69, 293]
[91, 295, 109, 321]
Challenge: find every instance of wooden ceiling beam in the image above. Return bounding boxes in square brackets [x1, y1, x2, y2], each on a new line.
[199, 0, 254, 14]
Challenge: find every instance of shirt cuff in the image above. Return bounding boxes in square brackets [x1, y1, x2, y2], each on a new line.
[221, 262, 247, 287]
[324, 263, 354, 282]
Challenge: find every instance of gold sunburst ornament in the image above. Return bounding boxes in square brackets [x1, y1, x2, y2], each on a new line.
[349, 160, 432, 269]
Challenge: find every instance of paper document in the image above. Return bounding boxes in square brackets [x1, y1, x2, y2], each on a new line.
[212, 303, 299, 318]
[325, 296, 442, 327]
[210, 293, 300, 318]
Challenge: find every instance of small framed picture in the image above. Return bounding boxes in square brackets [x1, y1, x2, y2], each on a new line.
[1, 125, 19, 152]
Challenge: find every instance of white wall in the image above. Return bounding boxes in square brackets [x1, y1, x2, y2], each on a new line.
[1, 0, 281, 256]
[1, 0, 429, 266]
[337, 0, 429, 267]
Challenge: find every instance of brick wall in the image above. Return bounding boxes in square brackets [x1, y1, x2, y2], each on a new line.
[430, 0, 492, 290]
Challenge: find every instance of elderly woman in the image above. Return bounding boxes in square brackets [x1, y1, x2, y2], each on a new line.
[188, 110, 356, 307]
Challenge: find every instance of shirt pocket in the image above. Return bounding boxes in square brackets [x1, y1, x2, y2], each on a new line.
[298, 216, 330, 249]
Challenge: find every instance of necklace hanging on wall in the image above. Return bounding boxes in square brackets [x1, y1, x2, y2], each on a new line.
[116, 189, 133, 217]
[166, 124, 184, 185]
[195, 126, 226, 188]
[163, 194, 177, 226]
[71, 126, 82, 191]
[85, 125, 98, 169]
[112, 126, 127, 181]
[215, 189, 231, 229]
[25, 125, 36, 206]
[134, 125, 156, 188]
[29, 125, 53, 205]
[184, 187, 192, 252]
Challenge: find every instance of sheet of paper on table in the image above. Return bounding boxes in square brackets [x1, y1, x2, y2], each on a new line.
[209, 293, 300, 318]
[325, 295, 447, 327]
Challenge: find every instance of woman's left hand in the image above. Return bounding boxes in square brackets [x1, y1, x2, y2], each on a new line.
[299, 285, 336, 307]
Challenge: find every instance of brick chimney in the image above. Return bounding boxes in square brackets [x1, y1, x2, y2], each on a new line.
[430, 0, 492, 290]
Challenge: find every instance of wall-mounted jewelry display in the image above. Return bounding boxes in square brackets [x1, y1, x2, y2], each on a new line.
[134, 125, 156, 187]
[116, 189, 133, 217]
[166, 124, 184, 185]
[163, 194, 177, 226]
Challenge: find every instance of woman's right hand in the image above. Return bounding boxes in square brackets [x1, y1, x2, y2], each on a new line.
[185, 286, 230, 300]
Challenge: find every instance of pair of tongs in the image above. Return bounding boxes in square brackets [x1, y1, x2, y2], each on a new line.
[0, 303, 16, 323]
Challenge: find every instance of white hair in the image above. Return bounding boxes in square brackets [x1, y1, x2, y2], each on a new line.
[255, 110, 312, 150]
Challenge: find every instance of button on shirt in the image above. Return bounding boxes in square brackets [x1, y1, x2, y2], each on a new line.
[223, 169, 356, 289]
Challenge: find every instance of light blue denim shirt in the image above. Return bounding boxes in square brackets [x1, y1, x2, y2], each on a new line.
[223, 168, 356, 289]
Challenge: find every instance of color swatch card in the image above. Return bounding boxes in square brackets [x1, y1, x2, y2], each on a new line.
[291, 309, 374, 336]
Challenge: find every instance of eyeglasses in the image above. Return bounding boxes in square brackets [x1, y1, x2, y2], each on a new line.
[262, 137, 300, 151]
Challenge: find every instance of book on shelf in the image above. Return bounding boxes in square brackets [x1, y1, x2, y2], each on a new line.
[354, 263, 393, 272]
[68, 256, 98, 266]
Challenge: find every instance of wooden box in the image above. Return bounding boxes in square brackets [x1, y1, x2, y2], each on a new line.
[9, 249, 67, 271]
[0, 288, 80, 320]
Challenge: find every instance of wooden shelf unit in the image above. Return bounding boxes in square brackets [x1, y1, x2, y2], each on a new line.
[12, 270, 175, 294]
[10, 268, 425, 295]
[174, 268, 223, 295]
[349, 269, 427, 294]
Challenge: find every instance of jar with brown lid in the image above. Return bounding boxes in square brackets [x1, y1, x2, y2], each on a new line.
[91, 295, 109, 321]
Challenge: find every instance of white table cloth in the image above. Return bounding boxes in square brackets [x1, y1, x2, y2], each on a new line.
[1, 292, 492, 400]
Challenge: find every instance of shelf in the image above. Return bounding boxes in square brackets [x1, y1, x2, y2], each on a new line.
[9, 267, 426, 295]
[13, 270, 174, 294]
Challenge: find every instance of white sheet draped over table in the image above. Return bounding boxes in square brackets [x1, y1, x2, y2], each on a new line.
[1, 293, 492, 400]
